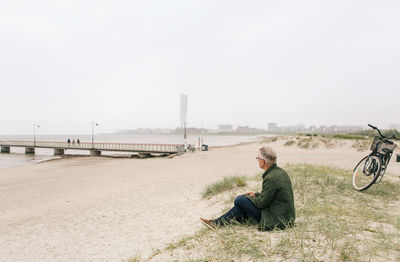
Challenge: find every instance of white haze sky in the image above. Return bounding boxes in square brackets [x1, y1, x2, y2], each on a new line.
[1, 0, 400, 135]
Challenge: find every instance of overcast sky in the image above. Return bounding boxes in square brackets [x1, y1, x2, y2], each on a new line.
[1, 0, 400, 134]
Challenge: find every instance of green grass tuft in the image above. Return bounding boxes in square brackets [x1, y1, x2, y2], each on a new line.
[123, 252, 142, 262]
[202, 175, 247, 198]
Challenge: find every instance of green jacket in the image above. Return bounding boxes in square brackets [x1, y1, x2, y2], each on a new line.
[245, 164, 295, 231]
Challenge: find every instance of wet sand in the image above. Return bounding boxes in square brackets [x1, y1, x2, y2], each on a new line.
[1, 139, 399, 261]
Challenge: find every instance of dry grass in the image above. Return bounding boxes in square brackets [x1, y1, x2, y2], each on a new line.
[138, 164, 400, 262]
[351, 139, 372, 152]
[124, 252, 142, 262]
[284, 140, 295, 146]
[201, 175, 247, 198]
[284, 135, 327, 149]
[296, 137, 319, 149]
[284, 135, 371, 150]
[263, 136, 279, 144]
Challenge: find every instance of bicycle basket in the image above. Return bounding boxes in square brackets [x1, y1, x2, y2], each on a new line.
[370, 137, 380, 151]
[376, 139, 397, 154]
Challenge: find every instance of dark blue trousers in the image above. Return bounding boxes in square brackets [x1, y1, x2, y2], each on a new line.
[213, 195, 261, 226]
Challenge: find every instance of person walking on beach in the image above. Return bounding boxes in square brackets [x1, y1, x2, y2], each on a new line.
[200, 145, 295, 231]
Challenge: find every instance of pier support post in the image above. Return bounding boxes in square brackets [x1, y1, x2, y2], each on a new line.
[1, 146, 10, 153]
[54, 148, 65, 155]
[25, 147, 35, 154]
[90, 150, 101, 156]
[138, 152, 151, 158]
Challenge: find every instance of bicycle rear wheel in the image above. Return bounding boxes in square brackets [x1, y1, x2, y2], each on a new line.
[353, 155, 382, 191]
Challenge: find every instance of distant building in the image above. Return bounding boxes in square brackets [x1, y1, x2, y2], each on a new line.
[308, 125, 317, 133]
[286, 125, 297, 133]
[389, 124, 400, 131]
[218, 124, 233, 131]
[318, 125, 328, 133]
[267, 123, 278, 133]
[173, 127, 208, 135]
[117, 128, 171, 134]
[348, 126, 363, 133]
[281, 124, 306, 134]
[236, 126, 265, 134]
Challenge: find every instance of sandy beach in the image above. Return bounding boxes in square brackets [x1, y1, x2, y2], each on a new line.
[1, 138, 400, 261]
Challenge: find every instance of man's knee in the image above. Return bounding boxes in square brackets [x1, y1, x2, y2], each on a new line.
[234, 195, 249, 208]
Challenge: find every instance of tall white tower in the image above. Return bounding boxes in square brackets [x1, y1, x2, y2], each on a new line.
[180, 94, 188, 128]
[180, 94, 188, 144]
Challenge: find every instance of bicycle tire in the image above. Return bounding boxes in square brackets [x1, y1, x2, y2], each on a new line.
[376, 153, 391, 183]
[376, 167, 385, 183]
[352, 154, 382, 191]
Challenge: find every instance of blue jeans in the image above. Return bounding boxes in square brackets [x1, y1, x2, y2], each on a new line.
[213, 195, 261, 226]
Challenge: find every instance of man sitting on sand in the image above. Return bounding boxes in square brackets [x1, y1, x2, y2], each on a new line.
[200, 145, 295, 231]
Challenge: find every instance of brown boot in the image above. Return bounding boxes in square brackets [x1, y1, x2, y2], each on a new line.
[200, 217, 216, 230]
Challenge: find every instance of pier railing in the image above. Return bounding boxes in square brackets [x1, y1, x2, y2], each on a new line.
[0, 141, 184, 154]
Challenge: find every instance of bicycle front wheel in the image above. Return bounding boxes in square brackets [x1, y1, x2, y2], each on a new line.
[353, 155, 382, 191]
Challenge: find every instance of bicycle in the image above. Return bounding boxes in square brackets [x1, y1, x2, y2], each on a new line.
[352, 124, 399, 191]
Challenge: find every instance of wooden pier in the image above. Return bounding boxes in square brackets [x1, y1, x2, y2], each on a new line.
[0, 141, 185, 156]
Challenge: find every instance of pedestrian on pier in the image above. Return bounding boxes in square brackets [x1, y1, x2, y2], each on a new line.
[67, 138, 71, 144]
[77, 139, 80, 144]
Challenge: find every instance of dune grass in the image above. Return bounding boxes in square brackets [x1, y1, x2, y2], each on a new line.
[283, 135, 374, 151]
[284, 140, 295, 146]
[201, 175, 247, 198]
[124, 253, 142, 262]
[141, 164, 400, 262]
[351, 139, 372, 152]
[333, 134, 368, 140]
[263, 136, 279, 143]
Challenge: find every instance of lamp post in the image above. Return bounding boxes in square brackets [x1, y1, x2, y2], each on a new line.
[33, 124, 40, 147]
[91, 121, 99, 148]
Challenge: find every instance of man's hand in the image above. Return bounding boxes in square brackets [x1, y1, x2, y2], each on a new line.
[246, 192, 255, 197]
[236, 192, 255, 198]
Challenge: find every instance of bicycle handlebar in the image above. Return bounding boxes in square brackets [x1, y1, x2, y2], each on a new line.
[368, 124, 386, 138]
[367, 124, 400, 140]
